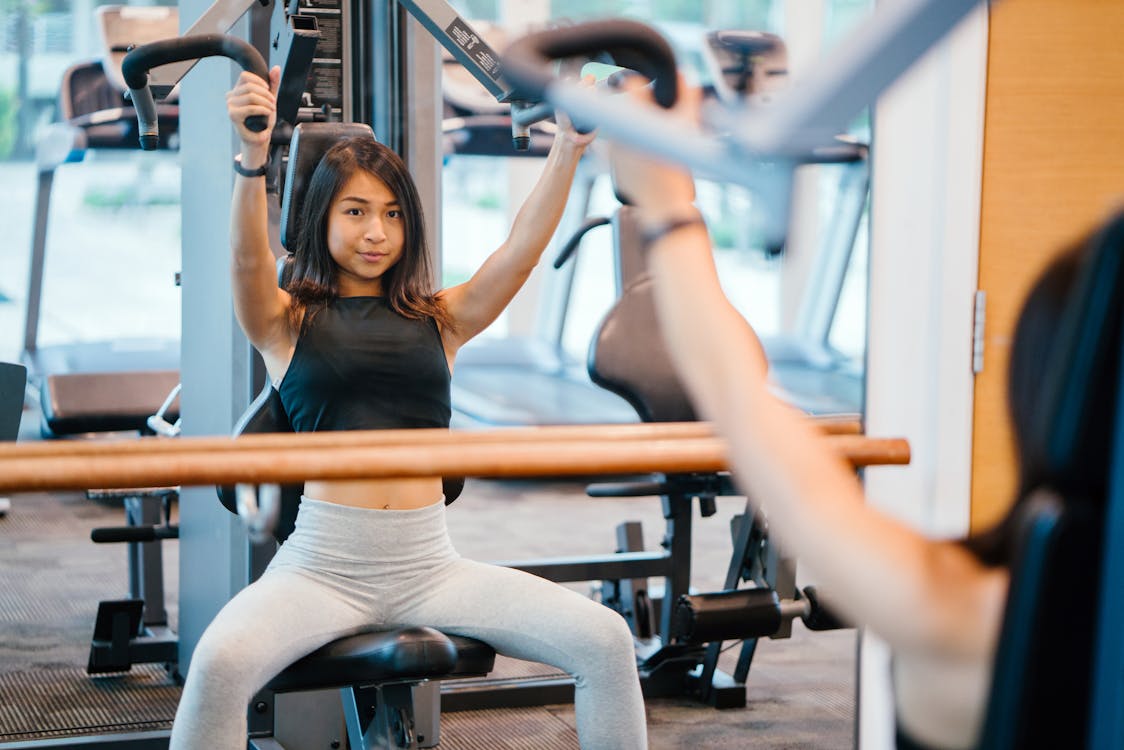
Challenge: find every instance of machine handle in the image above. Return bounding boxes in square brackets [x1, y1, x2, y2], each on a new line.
[553, 216, 611, 269]
[91, 525, 179, 543]
[122, 34, 269, 150]
[502, 19, 679, 110]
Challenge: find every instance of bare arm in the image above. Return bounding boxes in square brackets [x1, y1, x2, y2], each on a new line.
[439, 121, 595, 350]
[225, 67, 294, 375]
[608, 82, 1007, 661]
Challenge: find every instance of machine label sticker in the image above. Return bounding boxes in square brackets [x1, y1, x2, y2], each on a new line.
[296, 0, 344, 118]
[445, 16, 502, 82]
[312, 15, 342, 59]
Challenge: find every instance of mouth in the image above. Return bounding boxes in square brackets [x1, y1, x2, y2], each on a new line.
[359, 252, 387, 263]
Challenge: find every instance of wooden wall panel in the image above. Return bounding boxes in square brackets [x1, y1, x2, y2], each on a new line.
[972, 0, 1124, 530]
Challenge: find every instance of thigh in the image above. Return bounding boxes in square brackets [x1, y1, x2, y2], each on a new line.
[401, 559, 631, 673]
[191, 565, 376, 686]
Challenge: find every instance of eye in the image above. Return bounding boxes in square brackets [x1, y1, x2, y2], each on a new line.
[345, 207, 363, 216]
[387, 209, 403, 220]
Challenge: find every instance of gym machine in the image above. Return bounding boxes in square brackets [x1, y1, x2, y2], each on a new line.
[499, 4, 1124, 748]
[24, 5, 181, 439]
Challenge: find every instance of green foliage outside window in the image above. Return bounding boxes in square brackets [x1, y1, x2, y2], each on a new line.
[0, 89, 16, 160]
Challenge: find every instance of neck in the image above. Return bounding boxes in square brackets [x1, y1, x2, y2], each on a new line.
[338, 278, 384, 297]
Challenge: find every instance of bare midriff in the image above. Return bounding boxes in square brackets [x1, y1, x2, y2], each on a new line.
[304, 476, 444, 510]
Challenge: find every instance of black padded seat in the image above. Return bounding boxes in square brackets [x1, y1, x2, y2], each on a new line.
[267, 627, 495, 693]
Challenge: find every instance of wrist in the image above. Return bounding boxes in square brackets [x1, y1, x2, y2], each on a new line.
[552, 136, 587, 159]
[637, 206, 707, 250]
[636, 204, 701, 229]
[239, 143, 269, 163]
[234, 152, 270, 178]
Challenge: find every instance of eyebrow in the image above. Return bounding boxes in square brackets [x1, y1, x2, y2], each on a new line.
[337, 195, 401, 208]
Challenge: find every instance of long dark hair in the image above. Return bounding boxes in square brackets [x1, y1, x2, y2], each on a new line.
[285, 136, 451, 330]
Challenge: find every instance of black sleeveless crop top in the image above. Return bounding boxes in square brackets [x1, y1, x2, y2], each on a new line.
[278, 297, 451, 432]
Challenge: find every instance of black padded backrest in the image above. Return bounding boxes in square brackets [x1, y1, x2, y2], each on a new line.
[613, 206, 649, 292]
[280, 121, 375, 251]
[588, 272, 696, 424]
[588, 207, 698, 423]
[979, 492, 1100, 750]
[216, 382, 303, 543]
[978, 212, 1124, 749]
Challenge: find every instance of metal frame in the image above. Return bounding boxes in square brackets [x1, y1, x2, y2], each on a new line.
[534, 0, 981, 244]
[86, 488, 179, 675]
[441, 479, 749, 711]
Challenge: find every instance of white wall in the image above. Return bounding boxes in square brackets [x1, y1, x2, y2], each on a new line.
[859, 4, 989, 747]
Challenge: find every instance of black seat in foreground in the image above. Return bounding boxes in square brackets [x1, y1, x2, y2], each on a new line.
[975, 213, 1124, 750]
[216, 122, 493, 750]
[265, 627, 496, 749]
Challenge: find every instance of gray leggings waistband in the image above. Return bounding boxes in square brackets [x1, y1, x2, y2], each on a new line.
[280, 495, 455, 563]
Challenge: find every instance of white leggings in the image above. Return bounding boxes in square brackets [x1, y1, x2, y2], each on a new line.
[169, 496, 648, 749]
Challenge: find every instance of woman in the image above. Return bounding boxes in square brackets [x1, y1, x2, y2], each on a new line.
[169, 67, 648, 749]
[606, 77, 1090, 750]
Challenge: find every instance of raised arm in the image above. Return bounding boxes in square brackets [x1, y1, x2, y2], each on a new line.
[607, 81, 1007, 662]
[225, 67, 294, 375]
[438, 117, 595, 350]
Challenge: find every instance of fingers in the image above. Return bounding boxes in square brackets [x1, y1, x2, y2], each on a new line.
[228, 70, 274, 102]
[227, 70, 276, 125]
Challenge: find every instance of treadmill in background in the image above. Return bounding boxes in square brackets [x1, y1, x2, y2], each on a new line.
[439, 21, 639, 428]
[24, 6, 181, 437]
[704, 29, 869, 417]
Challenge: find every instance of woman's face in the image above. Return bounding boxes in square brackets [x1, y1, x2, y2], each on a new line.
[325, 169, 406, 296]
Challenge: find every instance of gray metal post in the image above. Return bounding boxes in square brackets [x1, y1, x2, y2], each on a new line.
[23, 168, 55, 360]
[402, 12, 443, 277]
[175, 0, 255, 675]
[125, 493, 169, 627]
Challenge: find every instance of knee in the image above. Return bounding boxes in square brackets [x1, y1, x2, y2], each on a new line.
[579, 607, 636, 664]
[185, 628, 258, 699]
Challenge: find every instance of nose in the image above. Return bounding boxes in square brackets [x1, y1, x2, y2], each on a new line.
[364, 215, 387, 243]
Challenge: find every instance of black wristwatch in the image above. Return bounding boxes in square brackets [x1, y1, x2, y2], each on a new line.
[233, 154, 269, 178]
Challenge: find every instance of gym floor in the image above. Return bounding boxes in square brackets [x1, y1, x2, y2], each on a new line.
[0, 423, 856, 748]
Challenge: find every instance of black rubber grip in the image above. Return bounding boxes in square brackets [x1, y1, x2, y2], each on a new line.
[121, 33, 268, 90]
[502, 19, 679, 109]
[671, 588, 782, 644]
[122, 34, 269, 149]
[91, 525, 179, 543]
[800, 586, 851, 631]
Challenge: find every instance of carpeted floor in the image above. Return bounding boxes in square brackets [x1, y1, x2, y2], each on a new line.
[0, 459, 855, 748]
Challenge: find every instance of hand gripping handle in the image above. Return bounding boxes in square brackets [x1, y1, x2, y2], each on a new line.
[501, 19, 680, 110]
[122, 34, 269, 150]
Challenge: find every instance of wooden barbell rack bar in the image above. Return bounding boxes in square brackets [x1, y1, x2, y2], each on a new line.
[0, 427, 906, 494]
[0, 415, 862, 460]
